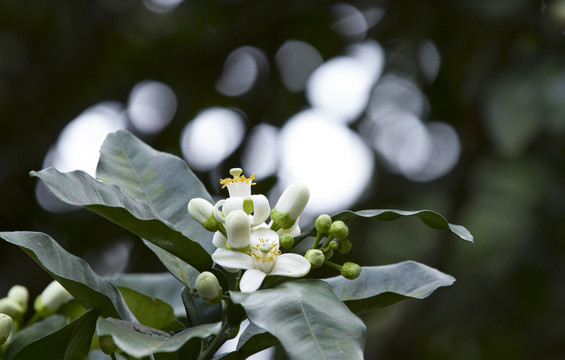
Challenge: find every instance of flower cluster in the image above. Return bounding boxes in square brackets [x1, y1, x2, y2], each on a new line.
[188, 168, 311, 292]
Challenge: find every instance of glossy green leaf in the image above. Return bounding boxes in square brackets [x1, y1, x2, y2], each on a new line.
[323, 261, 455, 313]
[96, 130, 215, 254]
[108, 272, 186, 318]
[96, 317, 221, 358]
[231, 280, 366, 360]
[143, 240, 200, 289]
[300, 209, 473, 243]
[5, 309, 98, 360]
[3, 315, 67, 360]
[0, 232, 135, 321]
[118, 287, 182, 332]
[30, 168, 213, 271]
[181, 286, 222, 328]
[236, 323, 278, 356]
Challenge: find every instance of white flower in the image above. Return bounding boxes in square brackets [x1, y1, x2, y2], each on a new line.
[271, 182, 310, 229]
[212, 228, 311, 292]
[225, 210, 251, 249]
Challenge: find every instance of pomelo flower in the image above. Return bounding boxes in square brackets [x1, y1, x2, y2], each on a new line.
[212, 227, 311, 292]
[213, 168, 270, 227]
[270, 182, 310, 230]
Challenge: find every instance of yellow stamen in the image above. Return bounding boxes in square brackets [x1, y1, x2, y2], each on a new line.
[219, 172, 256, 188]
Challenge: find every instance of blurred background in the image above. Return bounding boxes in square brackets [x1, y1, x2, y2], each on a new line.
[2, 0, 565, 358]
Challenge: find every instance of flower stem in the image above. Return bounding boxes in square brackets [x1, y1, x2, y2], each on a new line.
[197, 321, 234, 360]
[312, 232, 324, 249]
[324, 260, 342, 272]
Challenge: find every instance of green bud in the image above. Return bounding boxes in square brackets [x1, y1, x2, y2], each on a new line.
[99, 335, 117, 354]
[7, 285, 29, 310]
[279, 233, 294, 249]
[305, 249, 325, 269]
[195, 272, 223, 304]
[341, 262, 361, 280]
[329, 220, 349, 240]
[338, 239, 352, 254]
[0, 298, 24, 319]
[315, 214, 332, 234]
[329, 240, 339, 250]
[0, 313, 13, 346]
[34, 281, 72, 318]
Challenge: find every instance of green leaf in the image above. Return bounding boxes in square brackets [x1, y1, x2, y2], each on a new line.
[236, 323, 278, 356]
[96, 130, 215, 254]
[118, 287, 182, 332]
[143, 240, 200, 289]
[5, 309, 98, 360]
[231, 280, 366, 360]
[299, 209, 473, 242]
[107, 272, 186, 319]
[323, 261, 455, 313]
[3, 315, 67, 360]
[0, 232, 135, 321]
[30, 168, 213, 271]
[181, 286, 222, 328]
[96, 317, 221, 358]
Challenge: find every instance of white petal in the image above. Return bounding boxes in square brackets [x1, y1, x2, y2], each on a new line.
[269, 253, 311, 277]
[225, 210, 251, 249]
[240, 269, 267, 292]
[212, 232, 227, 248]
[213, 199, 226, 224]
[277, 219, 301, 237]
[249, 194, 270, 226]
[275, 182, 310, 220]
[212, 248, 254, 270]
[250, 227, 279, 247]
[223, 197, 245, 216]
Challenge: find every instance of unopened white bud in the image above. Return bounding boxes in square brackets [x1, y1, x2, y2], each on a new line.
[195, 272, 222, 304]
[0, 313, 13, 346]
[34, 281, 72, 317]
[7, 285, 29, 310]
[271, 182, 310, 229]
[225, 210, 251, 250]
[188, 198, 217, 232]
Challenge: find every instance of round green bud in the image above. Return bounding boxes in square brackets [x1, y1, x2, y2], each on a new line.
[329, 240, 339, 250]
[195, 272, 223, 304]
[99, 335, 117, 354]
[338, 239, 352, 254]
[280, 233, 294, 249]
[0, 313, 13, 346]
[0, 298, 24, 319]
[305, 249, 325, 269]
[7, 285, 29, 310]
[315, 214, 332, 234]
[329, 220, 349, 240]
[341, 262, 361, 280]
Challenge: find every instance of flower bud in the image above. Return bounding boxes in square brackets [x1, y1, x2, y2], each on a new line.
[188, 198, 218, 232]
[329, 220, 349, 240]
[305, 249, 325, 269]
[7, 285, 29, 310]
[315, 214, 332, 234]
[279, 233, 294, 249]
[0, 298, 24, 320]
[99, 335, 117, 354]
[341, 262, 361, 280]
[195, 272, 223, 304]
[34, 281, 72, 317]
[225, 210, 251, 250]
[329, 240, 339, 250]
[0, 313, 13, 346]
[338, 239, 352, 254]
[271, 183, 310, 229]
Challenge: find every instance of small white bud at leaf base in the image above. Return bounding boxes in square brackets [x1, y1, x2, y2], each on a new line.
[188, 198, 217, 231]
[7, 285, 29, 310]
[0, 313, 13, 346]
[305, 249, 325, 268]
[225, 210, 251, 249]
[34, 281, 72, 317]
[271, 182, 310, 229]
[0, 298, 24, 319]
[195, 272, 222, 304]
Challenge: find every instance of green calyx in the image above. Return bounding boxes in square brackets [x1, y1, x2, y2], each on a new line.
[202, 213, 220, 233]
[270, 207, 296, 229]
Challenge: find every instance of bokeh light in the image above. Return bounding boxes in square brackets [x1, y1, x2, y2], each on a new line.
[275, 40, 323, 93]
[242, 124, 279, 179]
[142, 0, 184, 14]
[180, 107, 246, 171]
[216, 46, 269, 97]
[277, 109, 374, 216]
[128, 80, 177, 134]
